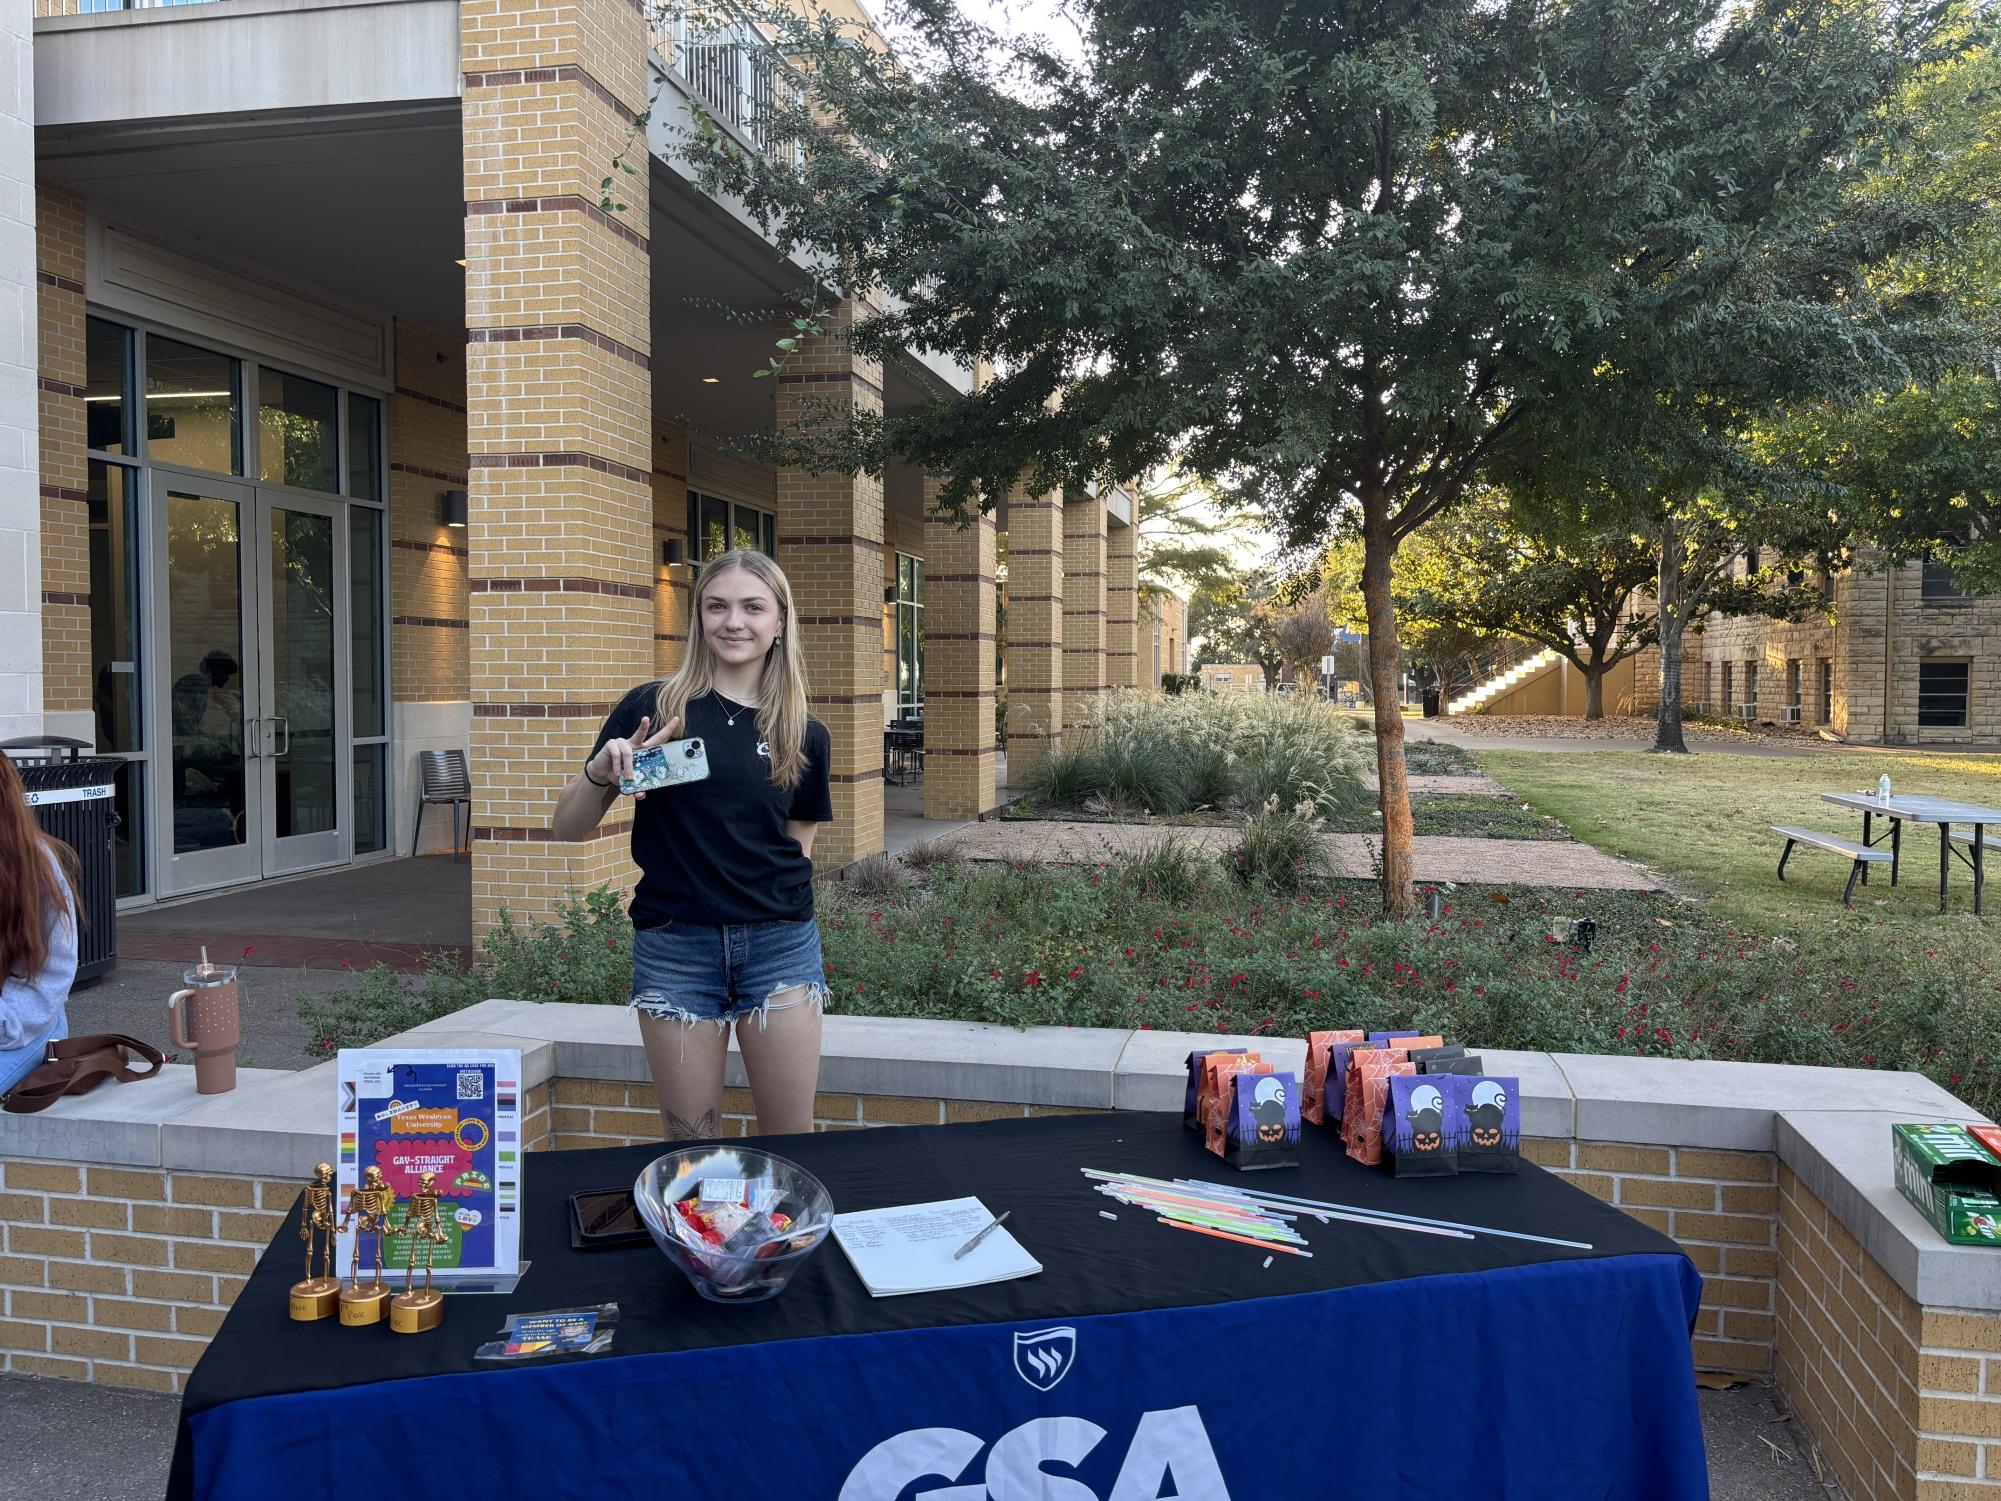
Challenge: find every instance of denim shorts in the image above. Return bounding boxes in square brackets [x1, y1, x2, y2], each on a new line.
[630, 917, 827, 1027]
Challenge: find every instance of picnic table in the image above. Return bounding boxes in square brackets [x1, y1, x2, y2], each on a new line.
[1821, 791, 2001, 914]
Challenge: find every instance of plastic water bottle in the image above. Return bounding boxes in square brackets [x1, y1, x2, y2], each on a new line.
[1879, 773, 1893, 804]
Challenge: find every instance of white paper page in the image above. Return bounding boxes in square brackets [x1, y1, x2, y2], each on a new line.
[832, 1196, 1041, 1297]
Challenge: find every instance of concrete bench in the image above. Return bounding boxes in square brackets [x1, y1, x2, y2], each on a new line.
[1772, 825, 1891, 906]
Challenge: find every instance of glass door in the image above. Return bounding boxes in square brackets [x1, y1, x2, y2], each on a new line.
[151, 478, 351, 894]
[155, 477, 260, 895]
[255, 491, 346, 876]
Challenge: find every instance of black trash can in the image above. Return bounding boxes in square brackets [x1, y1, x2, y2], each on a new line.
[2, 736, 119, 986]
[1421, 687, 1443, 718]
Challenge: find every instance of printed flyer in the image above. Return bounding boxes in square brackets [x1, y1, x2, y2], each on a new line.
[335, 1048, 522, 1280]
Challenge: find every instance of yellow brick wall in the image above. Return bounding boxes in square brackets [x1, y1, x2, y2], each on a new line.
[1107, 507, 1140, 692]
[0, 1087, 553, 1392]
[923, 480, 998, 819]
[36, 184, 89, 717]
[550, 1079, 1100, 1144]
[1061, 492, 1107, 735]
[462, 0, 655, 931]
[389, 320, 471, 703]
[1004, 485, 1063, 779]
[1777, 1164, 2001, 1501]
[777, 295, 886, 868]
[1526, 1138, 1779, 1376]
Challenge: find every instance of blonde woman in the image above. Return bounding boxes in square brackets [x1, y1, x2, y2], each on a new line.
[552, 549, 832, 1139]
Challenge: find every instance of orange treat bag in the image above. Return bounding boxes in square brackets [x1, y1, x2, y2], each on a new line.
[1202, 1054, 1269, 1155]
[1341, 1048, 1415, 1166]
[1302, 1030, 1365, 1126]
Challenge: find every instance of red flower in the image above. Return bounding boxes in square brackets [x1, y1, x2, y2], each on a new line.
[1067, 966, 1083, 979]
[1024, 971, 1042, 987]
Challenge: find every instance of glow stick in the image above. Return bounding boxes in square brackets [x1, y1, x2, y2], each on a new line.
[1174, 1178, 1595, 1252]
[1161, 1219, 1313, 1256]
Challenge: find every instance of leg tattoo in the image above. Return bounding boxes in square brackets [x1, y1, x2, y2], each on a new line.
[664, 1108, 718, 1141]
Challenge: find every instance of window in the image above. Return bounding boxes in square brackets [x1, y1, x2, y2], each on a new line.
[685, 490, 775, 563]
[346, 392, 382, 501]
[894, 553, 924, 717]
[1721, 663, 1733, 712]
[1819, 660, 1832, 725]
[1787, 659, 1801, 711]
[145, 335, 241, 475]
[86, 317, 132, 455]
[1744, 662, 1758, 713]
[1743, 546, 1761, 576]
[350, 508, 387, 854]
[87, 459, 146, 897]
[1918, 660, 1970, 728]
[1922, 554, 1966, 601]
[258, 367, 340, 492]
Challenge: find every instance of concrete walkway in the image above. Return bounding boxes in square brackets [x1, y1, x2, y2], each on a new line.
[1367, 771, 1506, 796]
[925, 819, 1661, 890]
[0, 1369, 1839, 1500]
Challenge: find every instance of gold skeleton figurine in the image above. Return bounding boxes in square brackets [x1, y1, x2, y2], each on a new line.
[287, 1162, 342, 1321]
[336, 1165, 397, 1326]
[389, 1170, 450, 1334]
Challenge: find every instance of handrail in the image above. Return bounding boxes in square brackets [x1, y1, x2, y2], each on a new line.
[658, 6, 798, 165]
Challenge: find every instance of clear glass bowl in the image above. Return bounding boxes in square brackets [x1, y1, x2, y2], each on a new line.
[633, 1146, 834, 1303]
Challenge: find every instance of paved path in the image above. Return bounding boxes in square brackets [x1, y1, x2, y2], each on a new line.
[1367, 772, 1506, 796]
[929, 820, 1659, 890]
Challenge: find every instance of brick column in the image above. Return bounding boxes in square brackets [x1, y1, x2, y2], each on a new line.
[922, 478, 997, 820]
[778, 296, 885, 867]
[1106, 501, 1139, 693]
[1061, 488, 1107, 733]
[35, 185, 86, 736]
[1004, 485, 1063, 782]
[462, 0, 653, 931]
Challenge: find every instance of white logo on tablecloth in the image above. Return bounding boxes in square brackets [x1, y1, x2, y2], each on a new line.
[1012, 1326, 1076, 1391]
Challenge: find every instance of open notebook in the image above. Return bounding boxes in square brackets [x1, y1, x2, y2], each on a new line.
[831, 1197, 1042, 1298]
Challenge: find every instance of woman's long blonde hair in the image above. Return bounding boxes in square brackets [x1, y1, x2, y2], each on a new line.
[653, 549, 813, 790]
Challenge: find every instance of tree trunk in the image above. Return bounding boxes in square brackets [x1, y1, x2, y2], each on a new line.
[1653, 522, 1690, 754]
[1361, 516, 1417, 920]
[1582, 667, 1606, 720]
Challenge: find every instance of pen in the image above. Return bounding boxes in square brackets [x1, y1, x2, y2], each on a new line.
[952, 1209, 1010, 1261]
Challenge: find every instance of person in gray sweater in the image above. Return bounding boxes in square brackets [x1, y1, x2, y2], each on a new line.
[0, 752, 77, 1099]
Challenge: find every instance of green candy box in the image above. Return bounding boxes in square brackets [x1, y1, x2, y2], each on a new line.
[1893, 1123, 2001, 1246]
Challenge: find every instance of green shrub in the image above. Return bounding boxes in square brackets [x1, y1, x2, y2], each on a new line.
[1030, 741, 1112, 807]
[298, 888, 634, 1059]
[1228, 804, 1330, 891]
[1100, 737, 1190, 815]
[1114, 835, 1214, 904]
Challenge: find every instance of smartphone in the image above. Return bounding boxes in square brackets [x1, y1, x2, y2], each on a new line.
[569, 1188, 650, 1249]
[620, 736, 711, 796]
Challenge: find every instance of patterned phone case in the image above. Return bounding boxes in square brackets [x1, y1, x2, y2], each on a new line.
[620, 738, 712, 794]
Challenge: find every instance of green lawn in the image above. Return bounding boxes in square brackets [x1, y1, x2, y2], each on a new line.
[1478, 747, 2001, 941]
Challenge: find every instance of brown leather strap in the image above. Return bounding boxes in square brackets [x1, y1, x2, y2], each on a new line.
[2, 1033, 166, 1114]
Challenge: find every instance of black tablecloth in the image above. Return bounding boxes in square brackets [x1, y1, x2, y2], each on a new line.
[172, 1113, 1694, 1499]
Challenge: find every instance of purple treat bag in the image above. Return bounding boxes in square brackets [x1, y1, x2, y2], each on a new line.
[1455, 1075, 1521, 1174]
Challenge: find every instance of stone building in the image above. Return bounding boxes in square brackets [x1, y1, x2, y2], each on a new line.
[7, 0, 1143, 929]
[1693, 553, 1998, 745]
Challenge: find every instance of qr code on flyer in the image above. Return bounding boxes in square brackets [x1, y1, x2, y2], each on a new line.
[457, 1070, 485, 1101]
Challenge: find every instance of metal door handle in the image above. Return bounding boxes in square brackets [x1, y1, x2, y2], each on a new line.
[271, 717, 290, 757]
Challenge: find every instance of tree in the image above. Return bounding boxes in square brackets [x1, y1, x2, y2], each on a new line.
[1136, 470, 1260, 608]
[671, 0, 1977, 913]
[1272, 589, 1333, 689]
[1767, 31, 2001, 593]
[1397, 493, 1657, 720]
[1189, 575, 1283, 686]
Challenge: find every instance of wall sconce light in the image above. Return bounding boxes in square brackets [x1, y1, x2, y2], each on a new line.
[441, 490, 468, 529]
[884, 585, 898, 604]
[662, 538, 687, 567]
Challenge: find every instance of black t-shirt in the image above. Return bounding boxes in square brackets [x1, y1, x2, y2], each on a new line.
[590, 684, 833, 929]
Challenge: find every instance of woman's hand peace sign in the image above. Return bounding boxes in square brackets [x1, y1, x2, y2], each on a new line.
[587, 713, 681, 798]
